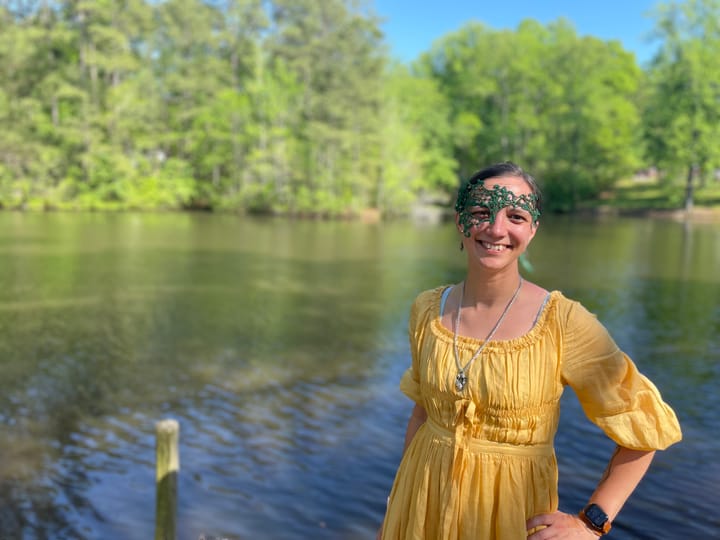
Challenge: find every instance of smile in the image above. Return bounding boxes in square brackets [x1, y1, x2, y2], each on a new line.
[480, 241, 510, 252]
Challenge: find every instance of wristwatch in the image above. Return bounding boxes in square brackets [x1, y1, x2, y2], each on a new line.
[579, 503, 612, 535]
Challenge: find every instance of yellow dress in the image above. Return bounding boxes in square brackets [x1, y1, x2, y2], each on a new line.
[382, 287, 682, 540]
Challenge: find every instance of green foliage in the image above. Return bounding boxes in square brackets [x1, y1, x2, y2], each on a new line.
[643, 0, 720, 209]
[377, 64, 456, 213]
[418, 19, 643, 211]
[1, 1, 716, 215]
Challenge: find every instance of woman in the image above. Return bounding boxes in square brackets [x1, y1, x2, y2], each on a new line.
[378, 162, 681, 539]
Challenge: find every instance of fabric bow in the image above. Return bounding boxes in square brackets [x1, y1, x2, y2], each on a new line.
[441, 398, 477, 536]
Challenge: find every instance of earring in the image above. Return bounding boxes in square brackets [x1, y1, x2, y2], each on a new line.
[459, 241, 464, 251]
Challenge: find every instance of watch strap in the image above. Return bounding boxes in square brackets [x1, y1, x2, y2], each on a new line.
[579, 503, 612, 535]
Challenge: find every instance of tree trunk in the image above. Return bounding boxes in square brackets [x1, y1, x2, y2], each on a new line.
[684, 163, 695, 212]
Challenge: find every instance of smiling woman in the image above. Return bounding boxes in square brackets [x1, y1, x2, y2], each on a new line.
[377, 162, 682, 540]
[456, 164, 541, 276]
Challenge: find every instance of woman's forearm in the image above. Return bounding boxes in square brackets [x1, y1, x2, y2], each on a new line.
[526, 446, 657, 537]
[402, 403, 428, 454]
[589, 446, 656, 521]
[378, 404, 428, 539]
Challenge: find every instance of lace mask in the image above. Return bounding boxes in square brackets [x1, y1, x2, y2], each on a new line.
[455, 182, 540, 237]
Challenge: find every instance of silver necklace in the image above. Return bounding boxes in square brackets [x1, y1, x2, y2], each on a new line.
[453, 277, 523, 392]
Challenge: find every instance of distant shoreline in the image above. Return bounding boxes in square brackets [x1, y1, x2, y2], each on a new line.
[3, 204, 720, 224]
[576, 205, 720, 223]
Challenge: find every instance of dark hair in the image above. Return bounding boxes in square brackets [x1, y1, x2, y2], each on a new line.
[457, 161, 543, 216]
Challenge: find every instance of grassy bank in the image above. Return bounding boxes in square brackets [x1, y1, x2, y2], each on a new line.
[581, 177, 720, 221]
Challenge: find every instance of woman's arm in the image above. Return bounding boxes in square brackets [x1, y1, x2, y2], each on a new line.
[402, 403, 428, 453]
[526, 445, 656, 539]
[589, 446, 656, 521]
[377, 403, 428, 540]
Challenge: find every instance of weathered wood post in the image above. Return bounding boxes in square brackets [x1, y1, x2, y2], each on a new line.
[155, 419, 179, 540]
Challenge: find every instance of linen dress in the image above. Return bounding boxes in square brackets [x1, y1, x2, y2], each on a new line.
[382, 287, 682, 540]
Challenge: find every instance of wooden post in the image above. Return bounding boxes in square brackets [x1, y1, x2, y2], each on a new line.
[155, 419, 179, 540]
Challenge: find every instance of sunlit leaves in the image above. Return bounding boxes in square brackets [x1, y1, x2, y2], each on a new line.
[418, 18, 643, 211]
[643, 0, 720, 208]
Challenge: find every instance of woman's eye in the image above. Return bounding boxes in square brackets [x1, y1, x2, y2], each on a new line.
[471, 208, 490, 219]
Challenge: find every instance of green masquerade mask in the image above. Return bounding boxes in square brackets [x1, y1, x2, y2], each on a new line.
[455, 181, 541, 237]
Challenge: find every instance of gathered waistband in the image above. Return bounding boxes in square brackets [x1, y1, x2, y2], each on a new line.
[425, 417, 554, 457]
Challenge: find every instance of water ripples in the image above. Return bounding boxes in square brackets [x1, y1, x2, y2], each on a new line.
[0, 213, 717, 538]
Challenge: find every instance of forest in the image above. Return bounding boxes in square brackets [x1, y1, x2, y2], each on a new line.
[1, 0, 719, 215]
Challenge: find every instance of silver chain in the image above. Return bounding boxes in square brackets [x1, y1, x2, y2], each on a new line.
[452, 277, 523, 392]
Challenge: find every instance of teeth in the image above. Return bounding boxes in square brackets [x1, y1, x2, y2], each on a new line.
[481, 241, 505, 251]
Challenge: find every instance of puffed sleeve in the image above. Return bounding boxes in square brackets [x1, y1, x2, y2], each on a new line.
[399, 288, 441, 403]
[399, 293, 424, 403]
[561, 300, 682, 451]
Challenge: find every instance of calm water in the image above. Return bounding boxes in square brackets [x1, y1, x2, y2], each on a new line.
[0, 212, 717, 539]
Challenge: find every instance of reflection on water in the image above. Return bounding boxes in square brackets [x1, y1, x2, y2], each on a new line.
[0, 213, 717, 539]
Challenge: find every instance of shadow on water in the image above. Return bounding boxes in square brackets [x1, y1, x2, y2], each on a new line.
[0, 213, 717, 538]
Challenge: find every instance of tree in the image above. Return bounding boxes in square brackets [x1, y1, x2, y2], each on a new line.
[643, 0, 720, 210]
[418, 19, 643, 211]
[267, 0, 385, 215]
[0, 2, 71, 207]
[376, 63, 456, 212]
[540, 22, 643, 210]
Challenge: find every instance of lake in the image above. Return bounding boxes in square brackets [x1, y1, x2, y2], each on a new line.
[0, 212, 717, 539]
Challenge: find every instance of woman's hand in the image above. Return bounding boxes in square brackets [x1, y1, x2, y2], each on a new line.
[526, 511, 600, 539]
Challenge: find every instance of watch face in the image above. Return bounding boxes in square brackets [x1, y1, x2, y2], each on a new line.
[585, 504, 608, 526]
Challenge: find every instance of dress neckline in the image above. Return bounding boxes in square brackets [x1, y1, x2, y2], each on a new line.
[432, 287, 561, 351]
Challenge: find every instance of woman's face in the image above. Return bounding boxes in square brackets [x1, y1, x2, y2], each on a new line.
[456, 175, 539, 270]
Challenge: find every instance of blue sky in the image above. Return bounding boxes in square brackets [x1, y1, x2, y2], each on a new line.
[373, 0, 662, 66]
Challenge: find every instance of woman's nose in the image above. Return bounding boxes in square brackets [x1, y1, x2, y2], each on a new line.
[486, 213, 507, 236]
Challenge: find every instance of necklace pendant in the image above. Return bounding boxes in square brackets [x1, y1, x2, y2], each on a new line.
[455, 370, 467, 392]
